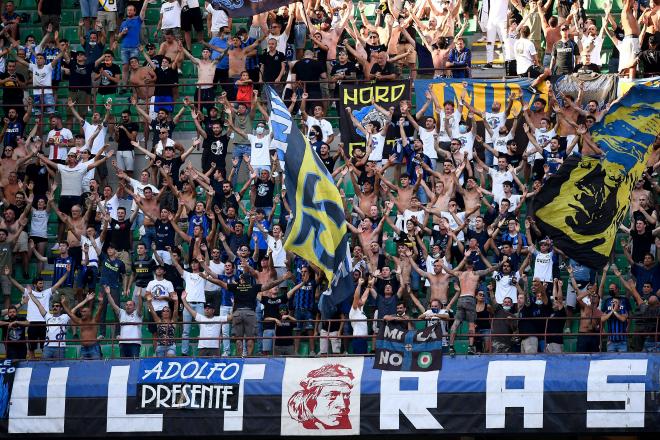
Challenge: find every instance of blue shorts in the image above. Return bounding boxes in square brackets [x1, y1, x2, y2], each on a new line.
[262, 328, 275, 353]
[80, 343, 102, 359]
[80, 0, 99, 18]
[295, 308, 315, 331]
[121, 47, 140, 65]
[294, 23, 307, 49]
[154, 95, 174, 113]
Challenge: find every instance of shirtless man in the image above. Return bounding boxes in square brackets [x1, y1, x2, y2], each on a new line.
[619, 0, 641, 77]
[50, 199, 88, 258]
[347, 215, 387, 252]
[538, 3, 561, 66]
[409, 257, 452, 305]
[630, 180, 652, 217]
[127, 186, 164, 249]
[457, 177, 487, 223]
[568, 265, 604, 353]
[524, 97, 551, 129]
[127, 56, 156, 103]
[180, 46, 224, 110]
[224, 34, 264, 80]
[443, 251, 498, 355]
[553, 94, 581, 142]
[158, 30, 184, 69]
[427, 180, 452, 212]
[379, 170, 420, 212]
[61, 291, 104, 359]
[349, 165, 380, 211]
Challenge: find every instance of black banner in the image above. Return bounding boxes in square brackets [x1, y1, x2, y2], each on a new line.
[374, 323, 443, 371]
[138, 383, 240, 410]
[211, 0, 293, 18]
[337, 80, 411, 155]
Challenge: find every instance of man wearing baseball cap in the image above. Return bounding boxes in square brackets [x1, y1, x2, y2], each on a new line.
[181, 290, 231, 357]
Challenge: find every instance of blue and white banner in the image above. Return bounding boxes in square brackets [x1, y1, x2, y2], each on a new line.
[2, 355, 660, 436]
[210, 0, 292, 18]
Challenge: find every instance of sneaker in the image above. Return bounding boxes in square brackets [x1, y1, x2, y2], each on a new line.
[309, 351, 316, 357]
[467, 345, 477, 355]
[527, 85, 538, 95]
[448, 346, 456, 357]
[52, 243, 61, 251]
[477, 36, 487, 42]
[482, 63, 493, 69]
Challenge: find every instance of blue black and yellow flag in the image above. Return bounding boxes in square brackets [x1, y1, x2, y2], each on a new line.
[375, 323, 444, 371]
[533, 84, 660, 268]
[264, 86, 354, 315]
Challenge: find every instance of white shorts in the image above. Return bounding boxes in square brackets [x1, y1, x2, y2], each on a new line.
[618, 36, 640, 71]
[116, 150, 135, 171]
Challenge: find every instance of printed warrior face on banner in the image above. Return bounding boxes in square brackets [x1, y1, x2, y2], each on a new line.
[351, 106, 388, 138]
[287, 364, 355, 430]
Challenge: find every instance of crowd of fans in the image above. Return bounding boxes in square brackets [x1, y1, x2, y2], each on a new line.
[0, 0, 659, 360]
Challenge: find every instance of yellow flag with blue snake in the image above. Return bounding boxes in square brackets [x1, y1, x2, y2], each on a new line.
[533, 84, 660, 268]
[264, 86, 354, 315]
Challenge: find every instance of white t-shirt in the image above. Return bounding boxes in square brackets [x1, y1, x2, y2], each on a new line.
[580, 35, 603, 66]
[267, 236, 286, 268]
[514, 38, 537, 74]
[47, 128, 74, 160]
[484, 112, 506, 144]
[437, 110, 461, 143]
[23, 288, 52, 322]
[182, 0, 200, 8]
[488, 167, 514, 201]
[495, 193, 523, 212]
[118, 309, 142, 344]
[80, 236, 103, 266]
[440, 211, 466, 241]
[30, 63, 54, 95]
[30, 209, 49, 239]
[457, 130, 475, 160]
[368, 132, 386, 162]
[183, 271, 206, 303]
[305, 116, 334, 143]
[205, 260, 225, 292]
[349, 306, 368, 336]
[247, 134, 272, 167]
[146, 278, 175, 312]
[418, 127, 438, 160]
[155, 138, 175, 156]
[160, 1, 182, 29]
[44, 313, 70, 348]
[82, 121, 108, 155]
[195, 314, 227, 349]
[533, 250, 554, 282]
[491, 131, 513, 165]
[128, 177, 160, 197]
[493, 270, 521, 304]
[205, 3, 229, 32]
[265, 32, 289, 54]
[527, 127, 556, 162]
[57, 163, 88, 196]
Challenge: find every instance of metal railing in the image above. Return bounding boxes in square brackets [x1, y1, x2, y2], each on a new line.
[6, 315, 658, 359]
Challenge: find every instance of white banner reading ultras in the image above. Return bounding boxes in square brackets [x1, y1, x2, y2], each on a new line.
[2, 355, 659, 436]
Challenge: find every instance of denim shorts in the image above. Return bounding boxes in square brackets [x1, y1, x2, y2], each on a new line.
[80, 0, 99, 18]
[156, 344, 176, 357]
[295, 308, 315, 331]
[121, 47, 140, 65]
[294, 23, 307, 49]
[262, 328, 275, 353]
[80, 343, 102, 359]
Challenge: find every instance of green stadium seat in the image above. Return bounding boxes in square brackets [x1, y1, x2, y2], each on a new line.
[18, 0, 37, 10]
[63, 26, 79, 43]
[61, 10, 76, 25]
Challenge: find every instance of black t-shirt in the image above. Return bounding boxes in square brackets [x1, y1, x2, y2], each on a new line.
[253, 179, 275, 208]
[132, 258, 156, 288]
[552, 40, 580, 74]
[108, 219, 133, 252]
[3, 317, 27, 359]
[154, 67, 179, 97]
[638, 49, 659, 76]
[370, 61, 396, 76]
[545, 307, 566, 344]
[275, 319, 294, 346]
[388, 109, 415, 139]
[216, 189, 240, 215]
[260, 50, 287, 83]
[94, 63, 121, 95]
[631, 227, 654, 263]
[116, 121, 139, 151]
[143, 54, 164, 70]
[365, 43, 386, 61]
[0, 72, 25, 105]
[320, 154, 337, 172]
[155, 219, 176, 250]
[330, 61, 356, 78]
[202, 132, 229, 164]
[261, 294, 286, 330]
[156, 155, 183, 186]
[41, 0, 62, 14]
[164, 263, 184, 291]
[230, 283, 262, 310]
[67, 61, 93, 89]
[292, 59, 325, 93]
[25, 162, 50, 197]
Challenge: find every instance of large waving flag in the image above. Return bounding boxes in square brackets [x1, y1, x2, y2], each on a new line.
[533, 84, 660, 268]
[264, 86, 354, 316]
